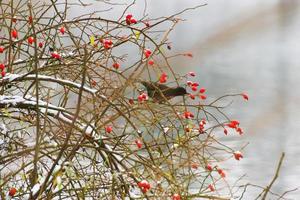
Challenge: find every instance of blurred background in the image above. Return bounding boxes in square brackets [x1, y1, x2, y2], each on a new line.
[79, 0, 300, 198]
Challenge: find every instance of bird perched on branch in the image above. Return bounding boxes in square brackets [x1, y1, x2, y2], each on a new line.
[141, 81, 188, 103]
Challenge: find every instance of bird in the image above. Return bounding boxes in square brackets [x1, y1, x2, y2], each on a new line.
[140, 81, 188, 103]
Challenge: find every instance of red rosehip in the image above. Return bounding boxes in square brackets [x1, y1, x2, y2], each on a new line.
[184, 52, 193, 57]
[191, 86, 197, 91]
[189, 94, 195, 100]
[129, 98, 134, 105]
[113, 62, 120, 69]
[91, 80, 97, 87]
[51, 52, 61, 59]
[199, 87, 206, 93]
[38, 42, 43, 48]
[148, 60, 154, 66]
[200, 95, 206, 100]
[135, 139, 142, 149]
[242, 93, 249, 101]
[188, 71, 196, 77]
[130, 18, 137, 24]
[234, 151, 243, 160]
[172, 194, 181, 200]
[187, 81, 193, 86]
[208, 184, 215, 192]
[224, 129, 228, 135]
[28, 16, 33, 24]
[8, 187, 17, 197]
[217, 169, 226, 178]
[105, 126, 113, 133]
[144, 49, 152, 58]
[11, 29, 18, 39]
[0, 64, 5, 70]
[191, 82, 199, 87]
[28, 36, 35, 45]
[205, 164, 213, 171]
[126, 14, 133, 19]
[59, 26, 65, 34]
[0, 47, 4, 53]
[12, 17, 17, 23]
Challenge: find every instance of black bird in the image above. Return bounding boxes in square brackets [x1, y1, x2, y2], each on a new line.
[141, 81, 188, 103]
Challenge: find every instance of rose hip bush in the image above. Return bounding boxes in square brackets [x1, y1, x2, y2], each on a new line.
[0, 1, 251, 199]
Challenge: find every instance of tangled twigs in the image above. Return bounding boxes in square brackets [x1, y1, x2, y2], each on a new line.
[0, 0, 259, 199]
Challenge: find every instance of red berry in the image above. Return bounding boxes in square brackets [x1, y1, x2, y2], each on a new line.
[188, 71, 196, 77]
[113, 62, 120, 69]
[59, 26, 65, 34]
[1, 71, 5, 77]
[11, 29, 18, 39]
[189, 94, 195, 100]
[0, 64, 5, 70]
[105, 126, 113, 133]
[0, 47, 4, 53]
[144, 49, 152, 58]
[28, 36, 35, 44]
[217, 169, 226, 178]
[187, 81, 193, 86]
[8, 187, 17, 197]
[205, 164, 213, 171]
[51, 52, 61, 59]
[126, 14, 133, 19]
[135, 139, 142, 149]
[130, 18, 137, 24]
[234, 151, 243, 160]
[191, 86, 197, 91]
[129, 98, 134, 105]
[242, 93, 249, 101]
[38, 42, 43, 48]
[199, 87, 206, 93]
[184, 52, 193, 57]
[200, 95, 206, 100]
[91, 80, 97, 87]
[28, 16, 33, 24]
[208, 184, 214, 192]
[172, 194, 181, 200]
[148, 60, 154, 66]
[191, 82, 199, 87]
[12, 17, 17, 23]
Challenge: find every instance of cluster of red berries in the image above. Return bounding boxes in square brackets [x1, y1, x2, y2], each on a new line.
[101, 39, 113, 49]
[226, 120, 243, 135]
[125, 14, 137, 25]
[137, 180, 151, 193]
[159, 72, 167, 83]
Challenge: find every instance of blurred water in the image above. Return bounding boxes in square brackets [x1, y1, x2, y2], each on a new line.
[76, 0, 300, 198]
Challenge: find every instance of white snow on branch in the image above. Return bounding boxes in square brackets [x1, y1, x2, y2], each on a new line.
[2, 73, 98, 94]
